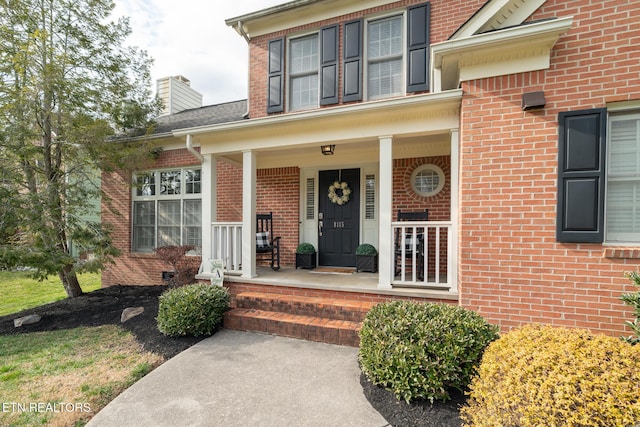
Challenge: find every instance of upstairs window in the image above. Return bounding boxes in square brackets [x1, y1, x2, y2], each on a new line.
[266, 2, 430, 114]
[367, 15, 403, 99]
[289, 34, 319, 111]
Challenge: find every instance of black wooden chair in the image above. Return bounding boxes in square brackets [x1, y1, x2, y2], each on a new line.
[394, 209, 429, 278]
[256, 212, 281, 271]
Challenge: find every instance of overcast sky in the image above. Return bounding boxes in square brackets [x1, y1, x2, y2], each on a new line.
[114, 0, 290, 106]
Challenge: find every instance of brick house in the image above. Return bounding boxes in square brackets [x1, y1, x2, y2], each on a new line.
[102, 0, 640, 340]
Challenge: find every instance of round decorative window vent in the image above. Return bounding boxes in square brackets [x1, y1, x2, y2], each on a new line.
[411, 164, 445, 197]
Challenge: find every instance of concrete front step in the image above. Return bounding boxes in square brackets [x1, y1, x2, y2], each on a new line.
[224, 291, 377, 347]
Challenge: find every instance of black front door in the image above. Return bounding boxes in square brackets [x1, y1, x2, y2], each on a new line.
[318, 169, 360, 267]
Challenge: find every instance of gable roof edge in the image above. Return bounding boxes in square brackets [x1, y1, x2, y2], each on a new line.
[451, 0, 547, 39]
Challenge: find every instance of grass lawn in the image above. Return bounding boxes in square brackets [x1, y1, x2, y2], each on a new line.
[0, 271, 163, 426]
[0, 326, 163, 426]
[0, 271, 101, 316]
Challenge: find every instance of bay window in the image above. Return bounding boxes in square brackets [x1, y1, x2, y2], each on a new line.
[132, 168, 202, 252]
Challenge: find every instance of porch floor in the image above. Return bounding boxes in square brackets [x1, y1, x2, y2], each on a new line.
[202, 266, 458, 301]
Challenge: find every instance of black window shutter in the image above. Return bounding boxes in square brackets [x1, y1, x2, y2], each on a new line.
[557, 108, 607, 243]
[267, 38, 284, 113]
[343, 19, 362, 102]
[320, 25, 339, 105]
[406, 2, 431, 93]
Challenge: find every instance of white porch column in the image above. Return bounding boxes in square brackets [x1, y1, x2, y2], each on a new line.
[242, 150, 257, 278]
[449, 129, 459, 293]
[378, 136, 394, 289]
[200, 154, 217, 274]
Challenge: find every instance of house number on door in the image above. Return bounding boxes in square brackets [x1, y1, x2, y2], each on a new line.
[334, 221, 345, 228]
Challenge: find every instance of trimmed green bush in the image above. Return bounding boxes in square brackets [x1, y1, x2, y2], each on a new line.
[359, 301, 499, 403]
[157, 283, 230, 337]
[460, 324, 640, 427]
[355, 243, 377, 255]
[296, 243, 316, 254]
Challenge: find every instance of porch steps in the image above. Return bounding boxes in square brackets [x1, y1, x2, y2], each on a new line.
[223, 291, 376, 347]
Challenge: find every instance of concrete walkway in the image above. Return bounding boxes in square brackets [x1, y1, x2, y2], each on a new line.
[88, 329, 389, 427]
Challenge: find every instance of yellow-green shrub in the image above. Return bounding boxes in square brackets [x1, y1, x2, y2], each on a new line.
[460, 324, 640, 427]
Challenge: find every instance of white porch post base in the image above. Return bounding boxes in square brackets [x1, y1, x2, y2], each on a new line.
[242, 150, 257, 278]
[378, 136, 393, 289]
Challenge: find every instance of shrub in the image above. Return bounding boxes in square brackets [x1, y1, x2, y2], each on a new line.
[359, 301, 499, 403]
[460, 324, 640, 427]
[157, 283, 230, 337]
[621, 270, 640, 344]
[154, 245, 199, 287]
[355, 243, 377, 255]
[295, 243, 316, 254]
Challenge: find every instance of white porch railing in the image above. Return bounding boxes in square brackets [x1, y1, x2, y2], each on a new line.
[211, 222, 243, 274]
[211, 220, 452, 289]
[392, 221, 452, 289]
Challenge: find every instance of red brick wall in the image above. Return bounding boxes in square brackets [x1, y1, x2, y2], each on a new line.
[257, 167, 300, 267]
[217, 161, 242, 221]
[458, 0, 640, 335]
[247, 0, 485, 119]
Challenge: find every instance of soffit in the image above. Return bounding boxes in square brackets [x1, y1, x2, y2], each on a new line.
[225, 0, 390, 39]
[432, 17, 573, 90]
[174, 90, 462, 158]
[451, 0, 547, 39]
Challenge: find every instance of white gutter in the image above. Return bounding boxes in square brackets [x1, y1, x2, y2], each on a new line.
[172, 89, 463, 137]
[185, 134, 204, 162]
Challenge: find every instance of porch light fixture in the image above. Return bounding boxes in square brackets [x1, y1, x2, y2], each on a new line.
[522, 91, 546, 111]
[321, 144, 335, 155]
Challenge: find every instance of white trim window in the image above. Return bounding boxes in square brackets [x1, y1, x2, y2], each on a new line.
[132, 168, 202, 252]
[289, 33, 319, 111]
[367, 14, 404, 100]
[607, 113, 640, 243]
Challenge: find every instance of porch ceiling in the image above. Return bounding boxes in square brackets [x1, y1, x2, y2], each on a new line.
[174, 90, 462, 165]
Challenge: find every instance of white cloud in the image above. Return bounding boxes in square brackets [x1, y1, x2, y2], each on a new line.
[113, 0, 289, 105]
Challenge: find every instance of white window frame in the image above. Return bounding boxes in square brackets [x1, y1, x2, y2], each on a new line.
[364, 12, 406, 101]
[606, 111, 640, 244]
[132, 167, 202, 253]
[288, 32, 320, 112]
[411, 164, 445, 197]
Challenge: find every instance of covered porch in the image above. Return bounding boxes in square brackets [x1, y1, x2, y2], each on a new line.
[178, 90, 463, 299]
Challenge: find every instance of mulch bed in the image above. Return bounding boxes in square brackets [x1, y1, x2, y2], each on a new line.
[0, 284, 464, 426]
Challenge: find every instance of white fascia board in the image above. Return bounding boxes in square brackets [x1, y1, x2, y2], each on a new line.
[432, 16, 573, 90]
[454, 0, 547, 39]
[171, 89, 463, 138]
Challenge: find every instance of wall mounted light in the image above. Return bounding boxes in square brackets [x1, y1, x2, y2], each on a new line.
[522, 91, 546, 111]
[321, 144, 335, 155]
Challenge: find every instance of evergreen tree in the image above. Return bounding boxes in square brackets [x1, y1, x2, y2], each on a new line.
[0, 0, 160, 297]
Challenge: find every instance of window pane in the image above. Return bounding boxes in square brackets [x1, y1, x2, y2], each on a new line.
[415, 169, 439, 193]
[160, 170, 181, 195]
[306, 178, 315, 220]
[368, 16, 402, 60]
[133, 201, 155, 251]
[158, 200, 181, 246]
[368, 59, 402, 99]
[607, 114, 640, 242]
[291, 74, 319, 111]
[185, 169, 201, 194]
[365, 174, 376, 220]
[183, 200, 202, 248]
[135, 173, 155, 196]
[290, 35, 318, 74]
[290, 34, 319, 111]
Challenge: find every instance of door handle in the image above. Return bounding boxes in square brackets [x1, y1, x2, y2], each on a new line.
[318, 220, 323, 236]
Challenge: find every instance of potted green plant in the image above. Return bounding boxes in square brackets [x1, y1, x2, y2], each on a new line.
[295, 243, 317, 269]
[355, 243, 378, 273]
